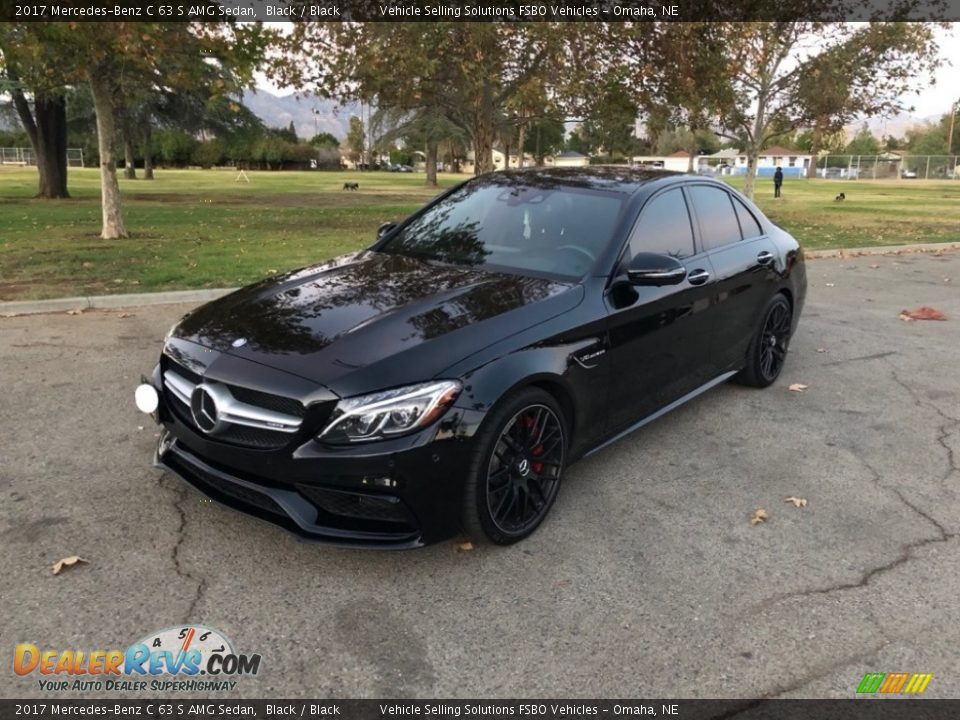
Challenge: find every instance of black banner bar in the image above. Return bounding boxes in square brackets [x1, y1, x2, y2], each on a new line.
[2, 0, 958, 22]
[3, 700, 960, 720]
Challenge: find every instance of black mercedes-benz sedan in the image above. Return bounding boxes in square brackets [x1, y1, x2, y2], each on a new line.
[135, 167, 806, 548]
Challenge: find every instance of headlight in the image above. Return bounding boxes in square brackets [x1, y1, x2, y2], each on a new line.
[318, 380, 462, 444]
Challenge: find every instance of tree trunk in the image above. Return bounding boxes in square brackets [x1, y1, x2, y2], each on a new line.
[503, 141, 510, 171]
[472, 107, 496, 176]
[806, 126, 822, 179]
[88, 72, 128, 239]
[35, 93, 70, 198]
[517, 125, 526, 168]
[425, 138, 438, 187]
[743, 149, 759, 200]
[123, 135, 137, 179]
[143, 123, 154, 180]
[11, 86, 70, 198]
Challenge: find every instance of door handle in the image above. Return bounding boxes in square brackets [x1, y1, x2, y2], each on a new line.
[757, 251, 774, 265]
[687, 268, 711, 286]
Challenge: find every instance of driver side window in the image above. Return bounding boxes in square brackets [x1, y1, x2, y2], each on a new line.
[628, 189, 695, 259]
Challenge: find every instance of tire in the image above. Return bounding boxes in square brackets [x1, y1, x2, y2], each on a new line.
[736, 293, 793, 388]
[462, 387, 567, 545]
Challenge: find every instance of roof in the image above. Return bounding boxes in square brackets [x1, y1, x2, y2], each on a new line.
[761, 145, 803, 156]
[710, 148, 740, 158]
[556, 150, 587, 158]
[668, 150, 690, 157]
[476, 165, 683, 193]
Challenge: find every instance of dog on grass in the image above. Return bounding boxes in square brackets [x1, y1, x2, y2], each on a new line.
[835, 192, 846, 201]
[343, 182, 359, 191]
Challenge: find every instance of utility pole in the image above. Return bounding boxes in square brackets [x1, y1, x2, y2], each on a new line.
[948, 99, 958, 156]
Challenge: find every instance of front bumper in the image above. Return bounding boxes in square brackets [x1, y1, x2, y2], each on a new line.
[149, 370, 474, 549]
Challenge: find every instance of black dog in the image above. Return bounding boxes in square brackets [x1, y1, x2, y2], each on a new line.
[835, 192, 846, 201]
[343, 182, 359, 191]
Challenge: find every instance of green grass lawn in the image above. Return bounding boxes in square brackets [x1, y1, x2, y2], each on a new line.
[1, 166, 958, 301]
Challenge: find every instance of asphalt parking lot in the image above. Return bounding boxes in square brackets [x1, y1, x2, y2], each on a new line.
[3, 251, 959, 700]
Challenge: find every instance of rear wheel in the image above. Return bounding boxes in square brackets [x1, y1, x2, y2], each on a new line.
[736, 294, 793, 388]
[462, 388, 567, 545]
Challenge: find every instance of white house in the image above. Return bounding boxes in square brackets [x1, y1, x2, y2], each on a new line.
[552, 151, 590, 168]
[631, 150, 705, 173]
[461, 148, 538, 174]
[721, 146, 813, 177]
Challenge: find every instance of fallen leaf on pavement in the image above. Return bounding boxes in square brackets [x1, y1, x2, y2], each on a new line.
[750, 509, 768, 526]
[869, 264, 880, 269]
[816, 348, 826, 353]
[454, 541, 474, 552]
[65, 309, 86, 316]
[785, 496, 808, 508]
[788, 383, 808, 392]
[825, 283, 835, 287]
[900, 307, 947, 321]
[52, 556, 88, 575]
[117, 312, 134, 318]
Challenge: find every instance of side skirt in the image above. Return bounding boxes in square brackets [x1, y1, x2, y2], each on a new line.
[583, 370, 738, 458]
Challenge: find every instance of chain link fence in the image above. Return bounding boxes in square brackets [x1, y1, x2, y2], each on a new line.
[815, 154, 959, 180]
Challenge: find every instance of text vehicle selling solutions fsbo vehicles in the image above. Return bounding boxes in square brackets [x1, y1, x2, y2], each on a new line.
[135, 167, 806, 548]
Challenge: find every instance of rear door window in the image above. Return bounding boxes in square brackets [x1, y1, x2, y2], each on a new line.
[688, 185, 742, 251]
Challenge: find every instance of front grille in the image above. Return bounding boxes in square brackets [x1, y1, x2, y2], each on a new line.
[166, 455, 286, 516]
[162, 357, 305, 450]
[297, 485, 414, 524]
[229, 386, 305, 418]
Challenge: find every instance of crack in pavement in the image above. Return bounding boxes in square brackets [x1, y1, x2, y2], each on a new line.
[158, 474, 209, 623]
[749, 367, 958, 612]
[889, 367, 960, 484]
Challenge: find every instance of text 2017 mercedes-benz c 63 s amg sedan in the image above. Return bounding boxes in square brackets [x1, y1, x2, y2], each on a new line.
[135, 168, 806, 548]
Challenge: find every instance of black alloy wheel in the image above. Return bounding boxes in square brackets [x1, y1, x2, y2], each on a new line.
[737, 293, 793, 388]
[463, 388, 567, 544]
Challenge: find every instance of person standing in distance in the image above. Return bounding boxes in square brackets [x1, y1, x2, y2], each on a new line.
[774, 166, 784, 198]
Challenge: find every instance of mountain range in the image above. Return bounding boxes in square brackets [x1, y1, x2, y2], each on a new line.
[241, 90, 361, 141]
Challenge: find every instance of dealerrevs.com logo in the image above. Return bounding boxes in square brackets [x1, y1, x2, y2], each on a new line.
[14, 625, 262, 692]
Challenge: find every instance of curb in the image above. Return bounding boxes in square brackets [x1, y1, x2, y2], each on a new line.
[0, 288, 236, 317]
[805, 242, 960, 259]
[2, 241, 959, 317]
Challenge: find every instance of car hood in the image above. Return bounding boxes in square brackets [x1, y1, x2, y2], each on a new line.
[172, 251, 583, 396]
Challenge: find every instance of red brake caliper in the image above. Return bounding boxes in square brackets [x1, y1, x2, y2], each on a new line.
[524, 414, 545, 473]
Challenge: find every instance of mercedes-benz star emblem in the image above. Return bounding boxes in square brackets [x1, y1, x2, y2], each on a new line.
[231, 337, 248, 348]
[190, 385, 221, 434]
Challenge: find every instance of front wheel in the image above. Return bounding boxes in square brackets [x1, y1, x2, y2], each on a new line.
[462, 388, 567, 545]
[736, 293, 793, 388]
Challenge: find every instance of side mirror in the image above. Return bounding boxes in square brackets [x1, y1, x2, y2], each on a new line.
[626, 252, 687, 286]
[377, 221, 398, 240]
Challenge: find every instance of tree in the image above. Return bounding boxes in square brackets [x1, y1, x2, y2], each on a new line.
[712, 22, 940, 197]
[345, 115, 365, 166]
[0, 24, 71, 198]
[523, 118, 565, 165]
[279, 23, 575, 177]
[5, 22, 273, 237]
[310, 132, 340, 148]
[845, 123, 881, 155]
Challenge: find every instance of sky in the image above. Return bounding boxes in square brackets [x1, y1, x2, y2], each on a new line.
[255, 23, 959, 121]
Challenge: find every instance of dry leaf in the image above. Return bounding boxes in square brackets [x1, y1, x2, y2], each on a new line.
[898, 312, 914, 322]
[785, 496, 808, 508]
[117, 312, 133, 319]
[816, 347, 826, 353]
[65, 309, 85, 316]
[750, 509, 768, 525]
[454, 541, 474, 552]
[944, 278, 951, 283]
[825, 283, 835, 287]
[788, 383, 808, 392]
[869, 264, 880, 269]
[900, 307, 947, 321]
[52, 556, 88, 575]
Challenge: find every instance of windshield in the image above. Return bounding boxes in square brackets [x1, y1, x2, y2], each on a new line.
[380, 177, 624, 280]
